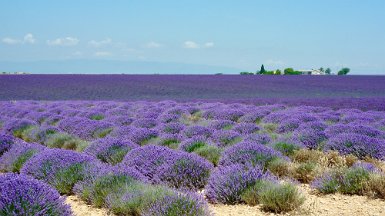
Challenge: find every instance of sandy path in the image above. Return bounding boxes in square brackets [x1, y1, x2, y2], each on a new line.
[66, 185, 385, 216]
[65, 195, 112, 216]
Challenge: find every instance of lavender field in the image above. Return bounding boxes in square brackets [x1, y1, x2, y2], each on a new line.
[1, 75, 385, 110]
[1, 97, 385, 215]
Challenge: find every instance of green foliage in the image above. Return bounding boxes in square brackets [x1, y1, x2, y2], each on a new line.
[338, 67, 350, 75]
[258, 182, 305, 213]
[90, 114, 104, 120]
[93, 128, 113, 139]
[266, 159, 290, 177]
[12, 150, 37, 173]
[108, 183, 174, 215]
[185, 141, 207, 153]
[45, 133, 88, 151]
[81, 175, 137, 207]
[159, 138, 180, 149]
[240, 71, 254, 75]
[273, 142, 300, 156]
[284, 68, 294, 74]
[54, 163, 86, 194]
[97, 146, 129, 165]
[325, 68, 332, 74]
[13, 125, 35, 140]
[241, 180, 274, 206]
[194, 145, 221, 166]
[339, 167, 370, 194]
[294, 162, 317, 183]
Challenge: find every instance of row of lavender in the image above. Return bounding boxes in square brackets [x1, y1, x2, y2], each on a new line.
[1, 100, 385, 215]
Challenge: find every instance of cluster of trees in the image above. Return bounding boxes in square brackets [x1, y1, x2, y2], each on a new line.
[240, 65, 350, 75]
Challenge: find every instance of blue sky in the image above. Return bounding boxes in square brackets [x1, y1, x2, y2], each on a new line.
[1, 0, 384, 74]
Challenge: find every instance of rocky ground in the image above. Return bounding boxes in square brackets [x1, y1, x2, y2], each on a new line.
[65, 184, 385, 216]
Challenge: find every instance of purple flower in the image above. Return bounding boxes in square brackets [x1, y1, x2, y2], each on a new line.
[21, 148, 96, 194]
[208, 120, 235, 130]
[211, 130, 242, 147]
[352, 161, 381, 173]
[143, 191, 210, 216]
[131, 118, 158, 128]
[0, 140, 45, 173]
[205, 165, 274, 204]
[184, 125, 212, 138]
[84, 137, 139, 164]
[0, 173, 72, 216]
[244, 133, 271, 145]
[157, 122, 185, 134]
[0, 133, 15, 156]
[122, 145, 213, 189]
[219, 141, 286, 168]
[324, 133, 385, 159]
[179, 136, 210, 152]
[232, 123, 260, 134]
[292, 128, 327, 150]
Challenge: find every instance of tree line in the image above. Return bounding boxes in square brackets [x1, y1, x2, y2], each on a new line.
[240, 65, 350, 75]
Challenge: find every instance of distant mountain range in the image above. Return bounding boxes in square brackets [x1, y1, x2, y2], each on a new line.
[0, 60, 242, 74]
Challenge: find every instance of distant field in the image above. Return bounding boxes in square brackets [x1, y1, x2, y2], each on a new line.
[1, 75, 385, 110]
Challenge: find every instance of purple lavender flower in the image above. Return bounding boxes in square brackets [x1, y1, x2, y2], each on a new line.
[131, 118, 158, 128]
[143, 191, 210, 216]
[0, 133, 15, 156]
[122, 145, 213, 189]
[0, 173, 72, 216]
[208, 120, 235, 130]
[84, 137, 139, 164]
[232, 123, 260, 134]
[205, 165, 274, 204]
[129, 128, 158, 145]
[352, 161, 381, 173]
[157, 122, 185, 134]
[276, 118, 301, 133]
[292, 128, 327, 150]
[244, 133, 271, 145]
[179, 136, 210, 152]
[0, 141, 45, 173]
[21, 148, 96, 194]
[183, 125, 212, 138]
[219, 141, 286, 168]
[211, 130, 242, 147]
[324, 133, 385, 159]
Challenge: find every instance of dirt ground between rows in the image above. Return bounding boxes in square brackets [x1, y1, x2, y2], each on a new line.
[65, 184, 385, 216]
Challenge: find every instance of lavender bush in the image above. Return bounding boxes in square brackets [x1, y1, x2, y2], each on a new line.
[21, 149, 95, 194]
[205, 165, 274, 204]
[0, 173, 72, 216]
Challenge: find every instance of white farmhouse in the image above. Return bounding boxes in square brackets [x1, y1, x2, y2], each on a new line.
[297, 69, 325, 75]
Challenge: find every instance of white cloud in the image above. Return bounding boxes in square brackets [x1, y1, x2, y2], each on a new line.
[23, 33, 36, 44]
[146, 41, 162, 48]
[204, 42, 214, 48]
[2, 37, 21, 45]
[2, 33, 36, 45]
[94, 51, 112, 57]
[47, 37, 79, 46]
[183, 41, 199, 49]
[88, 38, 112, 47]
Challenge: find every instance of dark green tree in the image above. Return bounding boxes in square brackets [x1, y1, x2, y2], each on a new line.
[338, 68, 350, 75]
[259, 64, 266, 74]
[325, 68, 331, 75]
[284, 68, 294, 74]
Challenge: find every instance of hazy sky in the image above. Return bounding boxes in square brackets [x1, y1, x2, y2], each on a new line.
[1, 0, 384, 74]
